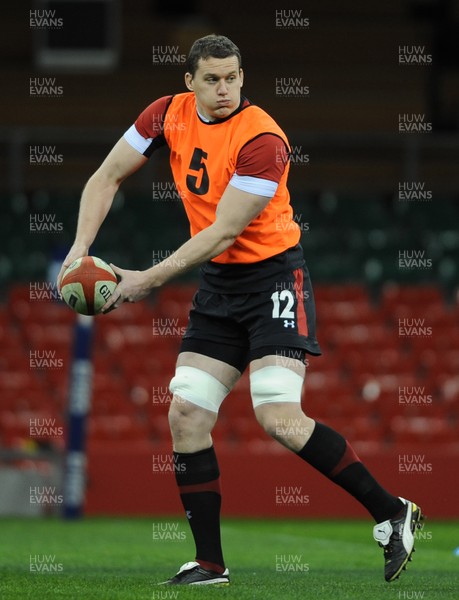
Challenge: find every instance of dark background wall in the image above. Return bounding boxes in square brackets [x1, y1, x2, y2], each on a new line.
[1, 1, 458, 518]
[1, 0, 459, 286]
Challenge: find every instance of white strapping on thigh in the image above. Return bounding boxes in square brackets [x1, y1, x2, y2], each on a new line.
[250, 366, 304, 408]
[169, 366, 230, 413]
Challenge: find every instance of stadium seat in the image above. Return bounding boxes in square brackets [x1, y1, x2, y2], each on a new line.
[310, 284, 370, 303]
[381, 284, 444, 306]
[323, 323, 392, 353]
[390, 415, 457, 444]
[221, 390, 252, 419]
[2, 280, 456, 450]
[343, 348, 418, 376]
[155, 285, 196, 320]
[88, 415, 149, 441]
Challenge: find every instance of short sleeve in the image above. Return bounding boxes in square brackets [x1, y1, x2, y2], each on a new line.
[236, 134, 289, 182]
[228, 134, 289, 197]
[123, 95, 173, 157]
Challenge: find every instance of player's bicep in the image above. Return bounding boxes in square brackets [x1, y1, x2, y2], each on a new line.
[214, 183, 272, 238]
[92, 137, 148, 186]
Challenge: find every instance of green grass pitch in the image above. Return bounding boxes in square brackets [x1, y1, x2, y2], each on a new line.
[1, 517, 458, 599]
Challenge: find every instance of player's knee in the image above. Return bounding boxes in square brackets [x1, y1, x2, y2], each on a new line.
[250, 366, 303, 408]
[250, 366, 304, 437]
[168, 366, 229, 439]
[168, 395, 192, 435]
[169, 365, 230, 414]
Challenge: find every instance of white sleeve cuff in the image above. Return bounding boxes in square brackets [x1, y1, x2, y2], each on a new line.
[229, 174, 278, 198]
[123, 124, 153, 154]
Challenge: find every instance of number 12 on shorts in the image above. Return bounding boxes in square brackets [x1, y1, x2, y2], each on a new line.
[271, 290, 295, 319]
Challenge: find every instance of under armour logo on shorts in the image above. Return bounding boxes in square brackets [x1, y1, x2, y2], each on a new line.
[283, 320, 295, 328]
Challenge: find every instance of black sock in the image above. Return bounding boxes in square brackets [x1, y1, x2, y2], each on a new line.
[297, 422, 404, 522]
[174, 446, 225, 573]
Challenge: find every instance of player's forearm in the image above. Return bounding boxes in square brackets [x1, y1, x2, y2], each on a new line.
[74, 172, 119, 249]
[145, 223, 236, 287]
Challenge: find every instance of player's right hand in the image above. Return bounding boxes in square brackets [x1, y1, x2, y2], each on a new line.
[56, 243, 89, 293]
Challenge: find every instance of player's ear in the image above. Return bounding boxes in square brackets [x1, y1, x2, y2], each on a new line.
[185, 72, 194, 91]
[239, 68, 244, 87]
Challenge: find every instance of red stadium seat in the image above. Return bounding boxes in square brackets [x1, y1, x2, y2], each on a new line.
[343, 348, 418, 376]
[314, 284, 370, 303]
[155, 284, 197, 321]
[2, 282, 453, 451]
[0, 347, 31, 372]
[0, 388, 53, 413]
[88, 415, 149, 441]
[156, 284, 197, 305]
[221, 390, 252, 419]
[390, 415, 457, 444]
[436, 375, 459, 404]
[97, 300, 154, 324]
[381, 284, 443, 307]
[317, 300, 380, 326]
[323, 323, 394, 353]
[230, 416, 267, 443]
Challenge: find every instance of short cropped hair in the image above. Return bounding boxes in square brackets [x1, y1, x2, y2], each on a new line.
[186, 34, 242, 77]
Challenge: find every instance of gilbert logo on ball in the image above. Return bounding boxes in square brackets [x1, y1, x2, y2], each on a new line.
[61, 256, 117, 315]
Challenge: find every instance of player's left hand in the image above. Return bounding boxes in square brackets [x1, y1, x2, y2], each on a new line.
[101, 264, 152, 313]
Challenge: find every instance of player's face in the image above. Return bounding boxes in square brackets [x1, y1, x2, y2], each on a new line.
[185, 56, 243, 121]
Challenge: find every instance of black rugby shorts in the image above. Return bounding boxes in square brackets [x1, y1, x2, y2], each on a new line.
[180, 262, 322, 372]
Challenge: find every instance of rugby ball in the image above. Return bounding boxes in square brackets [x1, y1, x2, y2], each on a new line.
[61, 256, 117, 315]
